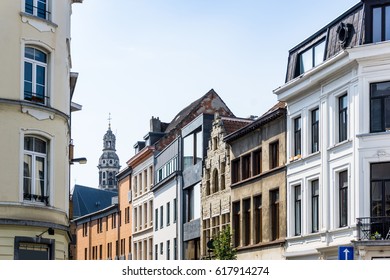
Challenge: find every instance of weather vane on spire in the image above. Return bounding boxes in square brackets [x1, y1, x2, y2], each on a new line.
[108, 113, 112, 129]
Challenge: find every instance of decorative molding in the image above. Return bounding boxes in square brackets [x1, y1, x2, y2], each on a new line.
[22, 106, 54, 120]
[20, 12, 57, 33]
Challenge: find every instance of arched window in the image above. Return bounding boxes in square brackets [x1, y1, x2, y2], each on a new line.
[205, 169, 210, 196]
[23, 136, 48, 204]
[24, 46, 47, 104]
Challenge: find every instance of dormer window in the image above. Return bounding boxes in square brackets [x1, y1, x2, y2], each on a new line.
[372, 5, 390, 43]
[296, 39, 325, 77]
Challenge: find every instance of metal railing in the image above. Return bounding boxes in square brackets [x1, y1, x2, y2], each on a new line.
[24, 91, 49, 105]
[357, 216, 390, 241]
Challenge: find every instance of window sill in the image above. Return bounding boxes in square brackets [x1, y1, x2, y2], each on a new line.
[230, 165, 286, 189]
[357, 131, 390, 139]
[327, 139, 352, 152]
[20, 12, 58, 32]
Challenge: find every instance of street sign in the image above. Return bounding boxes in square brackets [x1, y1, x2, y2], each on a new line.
[338, 246, 354, 260]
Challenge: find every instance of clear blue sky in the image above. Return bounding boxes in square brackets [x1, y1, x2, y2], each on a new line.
[70, 0, 359, 189]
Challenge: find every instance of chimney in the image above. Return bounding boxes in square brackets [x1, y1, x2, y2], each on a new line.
[150, 116, 162, 132]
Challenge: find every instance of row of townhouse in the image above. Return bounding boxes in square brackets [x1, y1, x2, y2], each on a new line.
[73, 0, 390, 260]
[73, 89, 288, 260]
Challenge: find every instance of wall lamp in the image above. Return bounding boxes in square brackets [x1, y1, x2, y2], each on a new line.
[36, 227, 54, 238]
[70, 157, 87, 165]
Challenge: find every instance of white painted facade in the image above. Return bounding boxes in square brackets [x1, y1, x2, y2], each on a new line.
[275, 42, 390, 259]
[131, 155, 154, 260]
[153, 178, 179, 260]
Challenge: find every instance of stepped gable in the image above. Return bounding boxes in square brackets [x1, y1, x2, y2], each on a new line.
[155, 89, 235, 150]
[71, 184, 118, 219]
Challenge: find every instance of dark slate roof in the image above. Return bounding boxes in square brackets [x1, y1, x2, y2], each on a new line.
[71, 184, 118, 219]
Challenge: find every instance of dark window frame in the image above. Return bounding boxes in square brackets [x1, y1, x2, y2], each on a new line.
[294, 116, 302, 156]
[241, 154, 251, 180]
[252, 149, 262, 176]
[370, 81, 390, 133]
[311, 179, 319, 233]
[253, 195, 262, 243]
[231, 158, 241, 183]
[366, 3, 390, 43]
[311, 108, 319, 153]
[270, 189, 280, 241]
[294, 185, 302, 236]
[339, 170, 348, 228]
[338, 94, 348, 143]
[295, 39, 326, 77]
[269, 141, 279, 169]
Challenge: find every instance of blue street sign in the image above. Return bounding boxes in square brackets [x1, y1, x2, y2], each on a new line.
[338, 246, 354, 260]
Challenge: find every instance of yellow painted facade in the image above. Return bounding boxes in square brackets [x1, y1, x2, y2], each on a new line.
[0, 0, 82, 260]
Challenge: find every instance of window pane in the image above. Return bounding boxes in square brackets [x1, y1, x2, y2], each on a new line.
[371, 81, 390, 98]
[37, 0, 47, 19]
[295, 185, 301, 235]
[373, 7, 382, 43]
[300, 49, 312, 74]
[371, 162, 390, 180]
[339, 171, 348, 227]
[387, 7, 390, 41]
[34, 138, 47, 153]
[35, 156, 45, 197]
[385, 97, 390, 130]
[24, 137, 33, 151]
[34, 49, 47, 63]
[371, 182, 382, 217]
[370, 98, 382, 132]
[312, 180, 319, 232]
[24, 62, 33, 82]
[294, 117, 301, 156]
[314, 41, 325, 66]
[195, 131, 202, 163]
[385, 181, 390, 216]
[25, 0, 34, 14]
[183, 135, 193, 169]
[339, 95, 348, 142]
[312, 108, 319, 153]
[24, 155, 32, 196]
[25, 47, 35, 59]
[36, 65, 46, 86]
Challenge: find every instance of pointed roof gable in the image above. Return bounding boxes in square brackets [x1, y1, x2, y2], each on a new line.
[155, 89, 235, 150]
[164, 89, 234, 133]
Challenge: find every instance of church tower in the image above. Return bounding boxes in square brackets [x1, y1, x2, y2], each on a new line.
[98, 115, 120, 191]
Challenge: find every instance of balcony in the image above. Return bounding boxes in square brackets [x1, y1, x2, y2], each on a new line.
[357, 216, 390, 241]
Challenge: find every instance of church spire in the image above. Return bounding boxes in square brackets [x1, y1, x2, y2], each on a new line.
[98, 114, 120, 191]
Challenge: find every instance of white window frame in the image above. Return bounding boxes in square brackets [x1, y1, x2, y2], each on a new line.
[24, 0, 50, 20]
[24, 46, 48, 104]
[20, 129, 53, 205]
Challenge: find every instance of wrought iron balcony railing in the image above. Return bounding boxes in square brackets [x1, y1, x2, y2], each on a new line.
[357, 216, 390, 241]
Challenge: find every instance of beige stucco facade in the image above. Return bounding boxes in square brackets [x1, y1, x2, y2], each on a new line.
[0, 0, 81, 260]
[227, 104, 287, 260]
